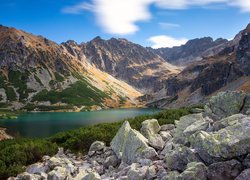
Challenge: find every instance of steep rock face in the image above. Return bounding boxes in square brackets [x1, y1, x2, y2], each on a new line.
[63, 37, 180, 92]
[152, 37, 228, 66]
[0, 25, 142, 110]
[146, 24, 250, 108]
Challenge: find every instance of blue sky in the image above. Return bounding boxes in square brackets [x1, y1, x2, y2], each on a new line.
[0, 0, 250, 48]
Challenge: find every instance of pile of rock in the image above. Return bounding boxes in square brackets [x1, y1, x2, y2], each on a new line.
[9, 91, 250, 179]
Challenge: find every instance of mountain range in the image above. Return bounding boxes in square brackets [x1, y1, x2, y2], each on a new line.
[0, 23, 249, 111]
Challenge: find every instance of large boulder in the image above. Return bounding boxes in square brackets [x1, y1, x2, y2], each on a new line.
[211, 114, 247, 131]
[164, 162, 207, 180]
[26, 162, 49, 175]
[110, 121, 131, 159]
[204, 91, 246, 120]
[235, 169, 250, 180]
[172, 113, 206, 144]
[111, 121, 150, 164]
[140, 119, 161, 138]
[208, 159, 243, 180]
[47, 167, 70, 180]
[148, 134, 165, 150]
[165, 144, 201, 171]
[89, 141, 105, 152]
[190, 116, 250, 164]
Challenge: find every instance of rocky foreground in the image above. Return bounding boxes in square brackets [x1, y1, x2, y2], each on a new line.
[9, 91, 250, 180]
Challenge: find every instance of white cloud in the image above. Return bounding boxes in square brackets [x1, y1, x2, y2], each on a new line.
[62, 2, 94, 14]
[148, 35, 188, 48]
[159, 22, 180, 29]
[63, 0, 250, 35]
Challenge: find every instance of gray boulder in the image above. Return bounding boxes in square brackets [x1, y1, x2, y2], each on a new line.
[204, 91, 246, 120]
[148, 134, 165, 150]
[208, 159, 243, 180]
[172, 113, 205, 144]
[159, 131, 172, 141]
[104, 155, 119, 168]
[179, 162, 208, 180]
[243, 154, 250, 168]
[26, 162, 48, 175]
[127, 164, 148, 180]
[190, 116, 250, 164]
[235, 169, 250, 180]
[89, 141, 105, 152]
[165, 144, 201, 171]
[111, 121, 150, 164]
[48, 167, 70, 180]
[160, 139, 173, 156]
[141, 147, 158, 160]
[212, 114, 247, 131]
[16, 172, 42, 180]
[160, 124, 175, 131]
[140, 119, 161, 138]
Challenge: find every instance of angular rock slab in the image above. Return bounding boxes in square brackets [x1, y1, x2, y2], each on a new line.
[208, 159, 242, 180]
[204, 91, 246, 121]
[190, 116, 250, 164]
[165, 144, 201, 171]
[235, 169, 250, 180]
[111, 121, 150, 164]
[140, 119, 161, 138]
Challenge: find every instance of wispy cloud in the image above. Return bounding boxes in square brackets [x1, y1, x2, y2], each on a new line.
[148, 35, 188, 48]
[62, 2, 94, 14]
[159, 22, 180, 29]
[62, 0, 250, 35]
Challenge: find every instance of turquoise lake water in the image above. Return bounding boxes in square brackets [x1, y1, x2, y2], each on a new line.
[0, 108, 161, 138]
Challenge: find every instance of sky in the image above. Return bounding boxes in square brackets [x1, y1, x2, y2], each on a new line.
[0, 0, 250, 48]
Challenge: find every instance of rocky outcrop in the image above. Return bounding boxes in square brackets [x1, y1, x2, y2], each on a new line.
[10, 91, 250, 180]
[152, 37, 228, 66]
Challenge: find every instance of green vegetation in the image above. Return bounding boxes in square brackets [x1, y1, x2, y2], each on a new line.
[54, 72, 65, 82]
[33, 80, 108, 107]
[0, 109, 20, 119]
[0, 107, 192, 178]
[5, 87, 17, 101]
[8, 71, 29, 100]
[34, 75, 43, 86]
[24, 104, 74, 111]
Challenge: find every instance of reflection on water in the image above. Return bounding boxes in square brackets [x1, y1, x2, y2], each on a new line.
[0, 108, 160, 138]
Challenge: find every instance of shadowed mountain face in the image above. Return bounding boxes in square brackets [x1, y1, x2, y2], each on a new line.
[152, 37, 228, 66]
[144, 23, 250, 108]
[62, 37, 180, 92]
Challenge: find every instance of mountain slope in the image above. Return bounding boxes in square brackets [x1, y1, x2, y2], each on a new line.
[152, 37, 228, 66]
[145, 23, 250, 108]
[63, 37, 180, 92]
[0, 25, 142, 111]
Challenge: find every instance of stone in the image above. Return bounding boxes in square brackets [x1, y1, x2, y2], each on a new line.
[83, 171, 101, 180]
[74, 171, 88, 180]
[26, 162, 48, 175]
[141, 147, 158, 160]
[48, 167, 70, 180]
[148, 134, 165, 150]
[160, 124, 175, 131]
[110, 121, 131, 159]
[235, 169, 250, 180]
[16, 172, 42, 180]
[127, 165, 148, 180]
[140, 119, 161, 138]
[172, 113, 204, 144]
[243, 154, 250, 168]
[111, 121, 150, 164]
[48, 157, 63, 169]
[89, 141, 105, 152]
[138, 159, 152, 166]
[179, 162, 208, 180]
[103, 155, 119, 168]
[146, 165, 157, 179]
[163, 171, 180, 180]
[208, 159, 243, 180]
[204, 91, 246, 121]
[212, 114, 247, 131]
[160, 139, 173, 156]
[159, 131, 172, 141]
[191, 108, 204, 113]
[165, 144, 201, 171]
[190, 116, 250, 164]
[241, 94, 250, 115]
